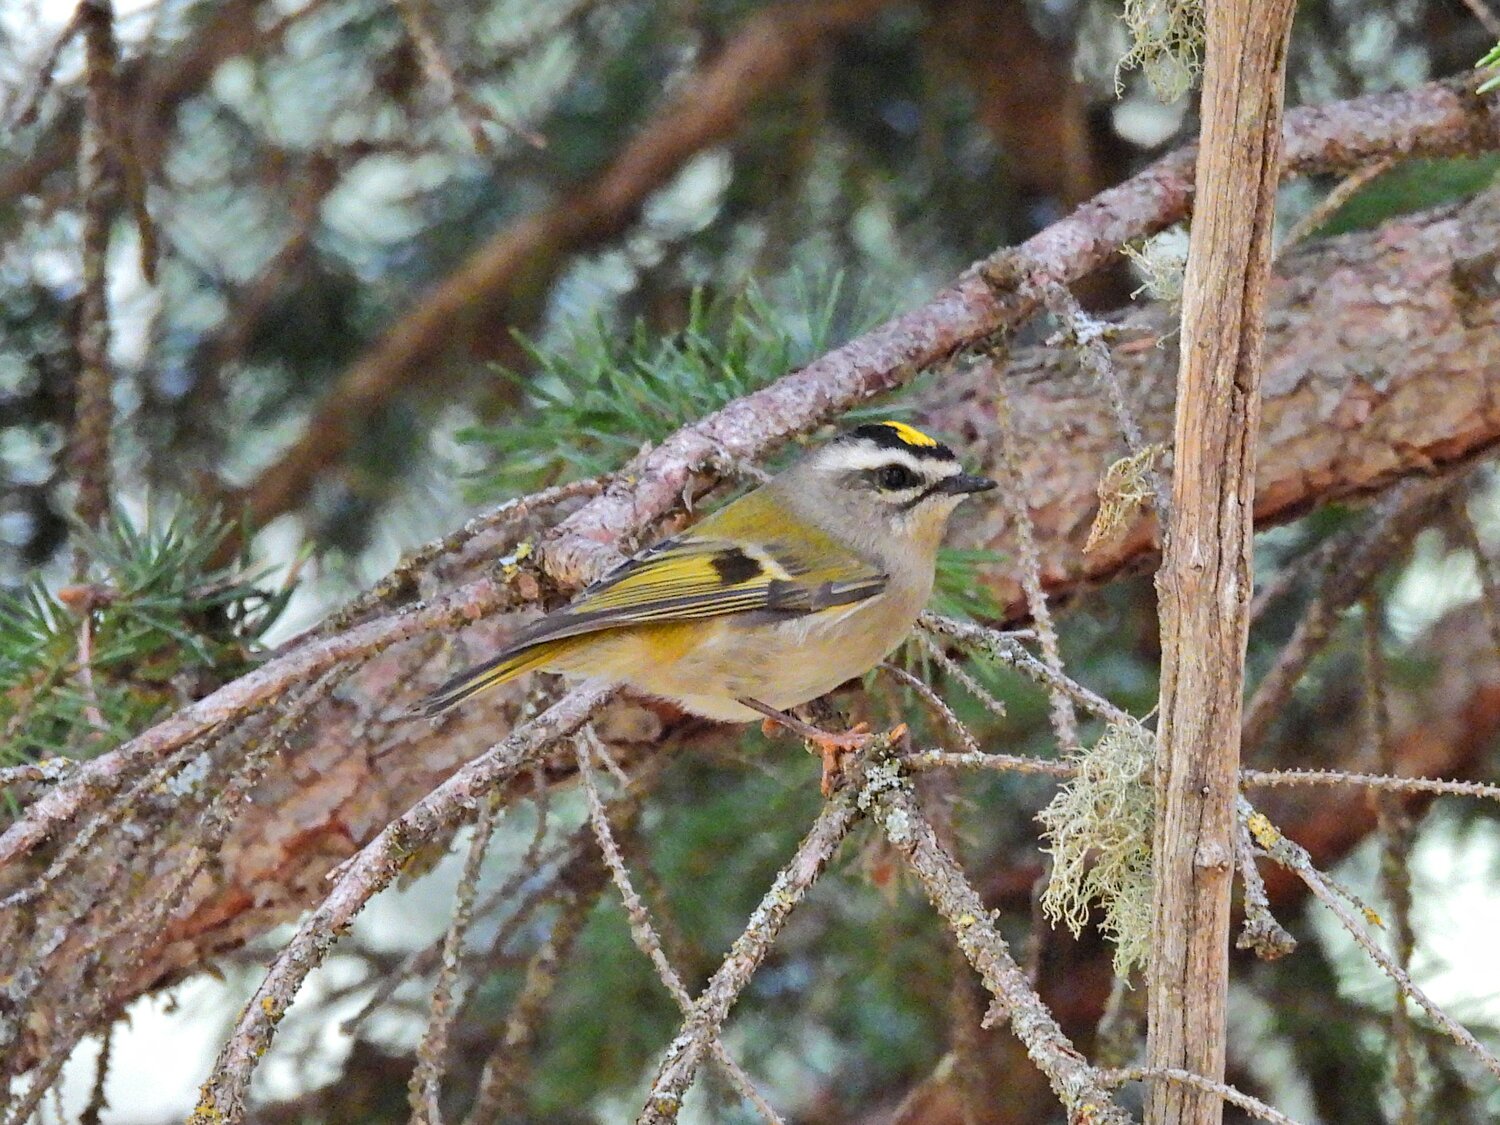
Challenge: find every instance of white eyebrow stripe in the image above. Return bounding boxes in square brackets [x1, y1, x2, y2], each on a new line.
[819, 446, 959, 477]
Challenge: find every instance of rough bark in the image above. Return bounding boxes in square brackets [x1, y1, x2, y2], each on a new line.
[3, 181, 1498, 1053]
[1147, 4, 1297, 1122]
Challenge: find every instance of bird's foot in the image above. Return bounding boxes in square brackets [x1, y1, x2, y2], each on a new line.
[741, 698, 905, 796]
[808, 722, 871, 797]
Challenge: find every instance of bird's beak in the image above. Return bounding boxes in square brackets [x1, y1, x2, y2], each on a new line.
[938, 473, 998, 496]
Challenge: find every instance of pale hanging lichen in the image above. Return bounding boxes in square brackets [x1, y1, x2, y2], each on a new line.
[1037, 720, 1156, 977]
[1085, 443, 1166, 554]
[1117, 0, 1205, 102]
[1122, 226, 1190, 306]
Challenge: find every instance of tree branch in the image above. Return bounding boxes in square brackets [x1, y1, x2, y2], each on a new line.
[239, 0, 896, 528]
[5, 110, 1500, 1061]
[242, 74, 1500, 536]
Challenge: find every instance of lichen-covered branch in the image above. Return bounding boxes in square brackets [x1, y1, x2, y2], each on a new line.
[863, 764, 1131, 1125]
[7, 99, 1500, 1066]
[1244, 799, 1500, 1083]
[189, 685, 613, 1123]
[637, 782, 862, 1122]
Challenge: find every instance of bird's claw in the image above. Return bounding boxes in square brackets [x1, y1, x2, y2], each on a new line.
[810, 722, 909, 797]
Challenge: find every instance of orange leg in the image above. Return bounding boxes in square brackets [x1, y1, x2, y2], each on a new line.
[742, 699, 902, 796]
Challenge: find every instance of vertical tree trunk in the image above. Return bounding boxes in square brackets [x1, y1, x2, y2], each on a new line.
[1146, 2, 1296, 1123]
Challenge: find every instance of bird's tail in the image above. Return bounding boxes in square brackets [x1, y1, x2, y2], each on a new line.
[415, 637, 574, 716]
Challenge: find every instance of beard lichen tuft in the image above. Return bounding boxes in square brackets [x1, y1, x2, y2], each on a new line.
[1037, 719, 1155, 978]
[1117, 0, 1205, 102]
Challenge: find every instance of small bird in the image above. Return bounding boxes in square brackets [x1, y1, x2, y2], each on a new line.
[419, 421, 996, 783]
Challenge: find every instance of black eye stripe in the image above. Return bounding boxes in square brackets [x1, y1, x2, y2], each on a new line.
[896, 475, 965, 511]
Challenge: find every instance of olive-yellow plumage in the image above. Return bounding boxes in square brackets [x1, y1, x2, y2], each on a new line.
[419, 422, 995, 723]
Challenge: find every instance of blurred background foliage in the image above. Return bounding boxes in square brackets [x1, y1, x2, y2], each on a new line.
[3, 0, 1500, 1121]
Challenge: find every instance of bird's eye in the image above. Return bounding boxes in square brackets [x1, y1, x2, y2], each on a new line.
[875, 463, 919, 491]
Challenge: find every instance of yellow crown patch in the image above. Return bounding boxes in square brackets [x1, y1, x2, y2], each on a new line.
[877, 420, 940, 449]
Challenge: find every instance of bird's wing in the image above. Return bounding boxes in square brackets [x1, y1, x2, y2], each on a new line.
[512, 533, 887, 648]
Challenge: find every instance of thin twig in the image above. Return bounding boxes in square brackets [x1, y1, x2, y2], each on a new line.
[1365, 596, 1419, 1123]
[75, 610, 107, 732]
[315, 475, 606, 638]
[1458, 0, 1500, 39]
[578, 739, 784, 1124]
[1233, 820, 1297, 959]
[1243, 798, 1500, 1083]
[864, 764, 1131, 1124]
[465, 882, 600, 1121]
[408, 792, 504, 1124]
[455, 773, 675, 1125]
[1279, 159, 1395, 250]
[190, 684, 613, 1124]
[486, 0, 612, 64]
[1101, 1066, 1303, 1125]
[921, 613, 1134, 727]
[391, 0, 546, 150]
[880, 663, 982, 753]
[69, 0, 118, 564]
[1010, 270, 1169, 534]
[78, 1021, 113, 1125]
[1249, 531, 1346, 623]
[1240, 768, 1500, 803]
[911, 636, 1011, 726]
[461, 810, 628, 1125]
[1242, 474, 1459, 751]
[637, 774, 864, 1122]
[902, 749, 1076, 779]
[1453, 491, 1500, 663]
[1, 731, 205, 912]
[992, 394, 1080, 751]
[342, 804, 578, 1037]
[4, 5, 87, 130]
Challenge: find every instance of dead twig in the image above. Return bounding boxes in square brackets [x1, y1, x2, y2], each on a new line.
[1453, 491, 1500, 663]
[69, 0, 118, 563]
[1244, 799, 1500, 1083]
[920, 614, 1134, 727]
[1233, 820, 1297, 960]
[1101, 1067, 1303, 1125]
[189, 684, 614, 1124]
[637, 769, 865, 1122]
[992, 392, 1080, 751]
[1240, 767, 1500, 802]
[1279, 159, 1396, 250]
[461, 820, 625, 1125]
[391, 0, 545, 151]
[1242, 474, 1460, 752]
[407, 792, 504, 1124]
[1365, 597, 1420, 1123]
[863, 762, 1131, 1125]
[577, 738, 783, 1124]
